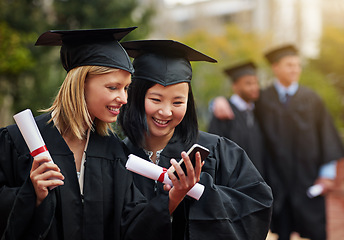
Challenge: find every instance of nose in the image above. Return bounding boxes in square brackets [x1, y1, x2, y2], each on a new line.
[116, 89, 127, 104]
[158, 105, 172, 117]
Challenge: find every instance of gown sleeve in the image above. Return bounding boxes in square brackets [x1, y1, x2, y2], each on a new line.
[0, 127, 21, 236]
[0, 127, 56, 240]
[316, 97, 344, 163]
[121, 183, 172, 240]
[188, 136, 273, 240]
[120, 163, 172, 240]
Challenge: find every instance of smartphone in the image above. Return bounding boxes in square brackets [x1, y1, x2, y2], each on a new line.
[173, 144, 210, 178]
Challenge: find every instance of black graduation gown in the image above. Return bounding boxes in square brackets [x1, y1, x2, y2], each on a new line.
[208, 100, 266, 176]
[125, 131, 273, 240]
[255, 85, 344, 239]
[0, 113, 171, 240]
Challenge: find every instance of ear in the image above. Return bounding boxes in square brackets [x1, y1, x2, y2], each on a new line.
[271, 62, 279, 73]
[232, 81, 239, 93]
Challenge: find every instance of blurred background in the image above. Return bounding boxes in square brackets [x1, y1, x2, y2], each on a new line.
[2, 0, 344, 133]
[1, 1, 344, 239]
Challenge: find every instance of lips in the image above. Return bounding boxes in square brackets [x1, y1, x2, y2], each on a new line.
[153, 117, 169, 126]
[107, 106, 121, 114]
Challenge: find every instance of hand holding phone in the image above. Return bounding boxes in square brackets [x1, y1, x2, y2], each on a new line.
[173, 144, 209, 178]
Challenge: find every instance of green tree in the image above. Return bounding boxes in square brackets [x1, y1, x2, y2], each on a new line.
[0, 0, 48, 126]
[53, 0, 155, 40]
[310, 26, 344, 88]
[300, 65, 343, 130]
[0, 0, 155, 126]
[307, 26, 344, 134]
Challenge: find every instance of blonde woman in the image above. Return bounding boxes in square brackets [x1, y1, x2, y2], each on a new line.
[0, 28, 200, 240]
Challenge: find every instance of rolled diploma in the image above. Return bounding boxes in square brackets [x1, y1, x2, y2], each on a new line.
[307, 184, 324, 198]
[13, 109, 57, 189]
[126, 154, 205, 200]
[13, 109, 53, 161]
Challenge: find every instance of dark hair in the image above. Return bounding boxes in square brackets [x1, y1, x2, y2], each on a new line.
[118, 78, 198, 148]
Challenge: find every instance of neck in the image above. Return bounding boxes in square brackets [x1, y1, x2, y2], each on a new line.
[144, 133, 172, 153]
[63, 131, 87, 144]
[243, 98, 254, 105]
[278, 79, 293, 88]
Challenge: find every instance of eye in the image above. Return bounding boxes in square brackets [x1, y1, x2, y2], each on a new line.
[150, 98, 161, 103]
[173, 101, 183, 105]
[107, 86, 117, 90]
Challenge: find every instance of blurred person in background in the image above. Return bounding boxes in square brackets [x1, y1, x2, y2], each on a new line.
[208, 61, 266, 176]
[211, 44, 344, 240]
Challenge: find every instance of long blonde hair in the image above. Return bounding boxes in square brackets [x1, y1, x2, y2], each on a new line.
[43, 66, 119, 139]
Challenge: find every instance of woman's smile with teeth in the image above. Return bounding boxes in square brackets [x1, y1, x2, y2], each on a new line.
[153, 117, 169, 125]
[107, 106, 120, 111]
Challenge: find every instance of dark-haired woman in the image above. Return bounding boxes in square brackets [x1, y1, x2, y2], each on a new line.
[119, 40, 273, 240]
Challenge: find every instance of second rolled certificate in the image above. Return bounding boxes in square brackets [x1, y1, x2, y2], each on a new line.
[126, 154, 205, 200]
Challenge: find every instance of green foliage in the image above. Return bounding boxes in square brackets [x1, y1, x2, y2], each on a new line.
[302, 65, 344, 132]
[0, 22, 35, 74]
[310, 26, 344, 98]
[0, 0, 155, 125]
[307, 26, 344, 135]
[0, 21, 37, 126]
[0, 0, 48, 32]
[53, 0, 155, 40]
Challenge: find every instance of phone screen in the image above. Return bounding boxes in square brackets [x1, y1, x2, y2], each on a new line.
[173, 144, 209, 178]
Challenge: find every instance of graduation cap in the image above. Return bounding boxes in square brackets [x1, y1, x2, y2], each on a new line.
[224, 61, 256, 82]
[121, 40, 217, 86]
[35, 27, 137, 73]
[264, 44, 298, 64]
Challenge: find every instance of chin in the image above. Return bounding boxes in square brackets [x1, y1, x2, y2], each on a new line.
[102, 116, 118, 124]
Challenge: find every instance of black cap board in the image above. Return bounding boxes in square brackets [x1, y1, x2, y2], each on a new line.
[121, 40, 217, 86]
[264, 44, 298, 64]
[224, 61, 256, 82]
[35, 27, 137, 73]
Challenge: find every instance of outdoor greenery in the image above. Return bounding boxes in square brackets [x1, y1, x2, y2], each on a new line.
[1, 1, 344, 138]
[176, 24, 344, 133]
[0, 0, 155, 126]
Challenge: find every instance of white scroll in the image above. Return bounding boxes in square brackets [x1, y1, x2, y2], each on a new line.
[126, 154, 205, 200]
[13, 109, 57, 189]
[13, 109, 53, 162]
[307, 184, 324, 198]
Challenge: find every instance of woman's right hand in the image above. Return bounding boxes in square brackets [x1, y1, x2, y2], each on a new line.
[166, 151, 202, 214]
[30, 156, 64, 206]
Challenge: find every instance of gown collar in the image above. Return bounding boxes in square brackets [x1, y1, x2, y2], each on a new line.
[230, 94, 255, 111]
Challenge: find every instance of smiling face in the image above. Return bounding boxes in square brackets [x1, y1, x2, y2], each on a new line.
[84, 69, 131, 123]
[144, 82, 189, 143]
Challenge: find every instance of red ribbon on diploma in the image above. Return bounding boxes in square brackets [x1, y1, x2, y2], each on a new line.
[157, 168, 167, 183]
[30, 145, 48, 157]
